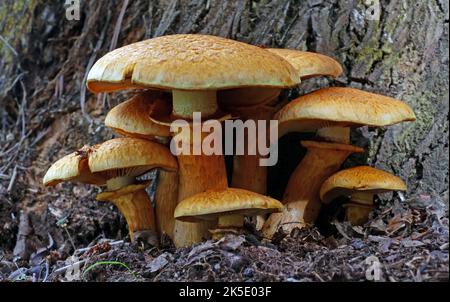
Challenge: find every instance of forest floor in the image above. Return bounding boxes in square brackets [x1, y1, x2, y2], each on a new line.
[1, 204, 448, 282]
[0, 161, 448, 281]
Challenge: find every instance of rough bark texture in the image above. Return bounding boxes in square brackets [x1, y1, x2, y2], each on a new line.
[0, 0, 448, 281]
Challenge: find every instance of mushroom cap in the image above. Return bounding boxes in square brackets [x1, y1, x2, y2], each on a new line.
[87, 34, 301, 93]
[43, 138, 177, 187]
[320, 166, 407, 204]
[43, 146, 104, 187]
[174, 188, 284, 222]
[275, 87, 416, 136]
[266, 49, 343, 79]
[217, 48, 345, 116]
[105, 91, 172, 139]
[88, 138, 177, 175]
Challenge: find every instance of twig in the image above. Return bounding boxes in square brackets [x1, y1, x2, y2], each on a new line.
[80, 9, 110, 123]
[29, 128, 51, 148]
[64, 226, 77, 252]
[76, 240, 124, 254]
[42, 260, 49, 282]
[97, 0, 129, 109]
[80, 54, 95, 123]
[7, 166, 17, 192]
[53, 74, 64, 101]
[312, 271, 325, 282]
[3, 72, 25, 95]
[19, 80, 27, 139]
[0, 34, 19, 57]
[0, 129, 33, 173]
[110, 0, 129, 52]
[52, 251, 110, 275]
[52, 259, 87, 275]
[0, 141, 20, 157]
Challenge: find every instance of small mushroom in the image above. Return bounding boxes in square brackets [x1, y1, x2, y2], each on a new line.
[275, 87, 416, 143]
[105, 91, 172, 141]
[87, 34, 301, 247]
[174, 188, 283, 240]
[320, 166, 407, 225]
[104, 91, 178, 240]
[221, 50, 344, 230]
[266, 49, 343, 79]
[262, 87, 415, 238]
[43, 138, 178, 243]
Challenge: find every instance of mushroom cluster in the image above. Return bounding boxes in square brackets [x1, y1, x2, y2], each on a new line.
[43, 137, 177, 245]
[262, 87, 416, 238]
[43, 34, 416, 247]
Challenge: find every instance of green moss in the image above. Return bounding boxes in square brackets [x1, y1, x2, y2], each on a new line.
[395, 91, 437, 152]
[0, 0, 36, 64]
[353, 2, 411, 76]
[355, 45, 383, 62]
[12, 0, 26, 13]
[352, 17, 383, 74]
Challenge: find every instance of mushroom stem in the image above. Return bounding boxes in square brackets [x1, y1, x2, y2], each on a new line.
[343, 192, 374, 225]
[343, 203, 373, 225]
[97, 184, 156, 243]
[173, 153, 228, 247]
[170, 89, 229, 247]
[209, 215, 244, 240]
[155, 170, 179, 239]
[172, 90, 218, 119]
[232, 154, 267, 230]
[262, 141, 363, 238]
[316, 127, 350, 144]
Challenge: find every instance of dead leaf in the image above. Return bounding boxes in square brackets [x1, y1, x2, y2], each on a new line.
[369, 219, 387, 233]
[401, 239, 425, 248]
[146, 253, 172, 273]
[216, 235, 246, 251]
[13, 211, 32, 259]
